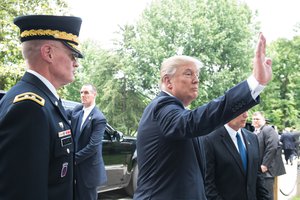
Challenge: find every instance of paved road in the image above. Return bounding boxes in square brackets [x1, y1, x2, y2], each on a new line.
[277, 156, 299, 200]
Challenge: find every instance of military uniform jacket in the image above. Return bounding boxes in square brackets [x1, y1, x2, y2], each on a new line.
[0, 72, 74, 200]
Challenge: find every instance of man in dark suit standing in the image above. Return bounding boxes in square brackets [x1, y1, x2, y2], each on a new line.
[252, 111, 285, 200]
[204, 111, 270, 200]
[280, 129, 297, 165]
[68, 84, 107, 200]
[0, 15, 82, 200]
[133, 33, 273, 200]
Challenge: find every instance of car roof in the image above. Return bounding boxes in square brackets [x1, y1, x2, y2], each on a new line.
[61, 99, 81, 110]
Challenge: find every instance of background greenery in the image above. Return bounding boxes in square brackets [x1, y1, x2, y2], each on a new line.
[1, 0, 299, 135]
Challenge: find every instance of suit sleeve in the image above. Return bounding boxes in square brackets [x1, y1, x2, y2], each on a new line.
[254, 135, 271, 200]
[203, 136, 224, 200]
[0, 101, 49, 199]
[261, 127, 279, 168]
[156, 81, 259, 139]
[65, 109, 72, 120]
[75, 112, 106, 164]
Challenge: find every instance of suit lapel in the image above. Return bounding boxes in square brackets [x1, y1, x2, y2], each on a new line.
[221, 128, 246, 175]
[80, 107, 95, 133]
[74, 107, 83, 130]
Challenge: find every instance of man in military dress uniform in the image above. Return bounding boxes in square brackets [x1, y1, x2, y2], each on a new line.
[0, 15, 83, 200]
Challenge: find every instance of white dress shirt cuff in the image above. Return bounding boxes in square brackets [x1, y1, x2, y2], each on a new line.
[247, 75, 265, 99]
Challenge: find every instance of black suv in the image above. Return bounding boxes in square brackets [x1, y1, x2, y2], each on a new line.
[0, 92, 138, 196]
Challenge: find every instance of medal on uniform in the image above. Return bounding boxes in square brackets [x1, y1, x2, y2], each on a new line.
[60, 162, 68, 178]
[58, 122, 64, 129]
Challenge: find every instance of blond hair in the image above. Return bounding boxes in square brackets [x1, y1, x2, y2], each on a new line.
[160, 55, 202, 88]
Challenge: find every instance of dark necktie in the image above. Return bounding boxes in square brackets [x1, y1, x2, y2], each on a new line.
[75, 110, 84, 142]
[58, 98, 67, 117]
[236, 132, 247, 171]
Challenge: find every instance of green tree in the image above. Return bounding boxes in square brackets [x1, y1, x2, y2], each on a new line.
[64, 39, 147, 135]
[253, 36, 300, 131]
[118, 0, 258, 107]
[98, 0, 260, 134]
[0, 0, 70, 90]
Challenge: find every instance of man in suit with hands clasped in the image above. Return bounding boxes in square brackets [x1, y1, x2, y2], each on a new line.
[68, 84, 107, 200]
[203, 111, 270, 200]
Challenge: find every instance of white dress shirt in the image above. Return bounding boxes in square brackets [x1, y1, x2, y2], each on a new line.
[225, 124, 247, 152]
[80, 104, 95, 130]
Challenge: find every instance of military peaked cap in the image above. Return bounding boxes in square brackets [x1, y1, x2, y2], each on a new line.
[14, 15, 83, 58]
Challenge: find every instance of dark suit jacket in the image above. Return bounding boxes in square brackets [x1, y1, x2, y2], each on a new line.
[280, 132, 296, 150]
[134, 81, 259, 200]
[0, 72, 74, 200]
[69, 104, 107, 189]
[204, 127, 270, 200]
[256, 125, 285, 177]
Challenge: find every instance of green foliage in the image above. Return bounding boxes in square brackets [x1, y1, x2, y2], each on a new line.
[252, 36, 300, 131]
[63, 40, 147, 135]
[0, 0, 70, 90]
[118, 0, 257, 105]
[73, 0, 259, 135]
[3, 0, 299, 134]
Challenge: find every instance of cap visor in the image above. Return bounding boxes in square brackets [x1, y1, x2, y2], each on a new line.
[62, 41, 83, 58]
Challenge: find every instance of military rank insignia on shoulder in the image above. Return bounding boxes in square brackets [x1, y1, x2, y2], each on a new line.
[13, 92, 45, 106]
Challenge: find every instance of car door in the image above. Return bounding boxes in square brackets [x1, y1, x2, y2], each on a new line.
[99, 125, 135, 192]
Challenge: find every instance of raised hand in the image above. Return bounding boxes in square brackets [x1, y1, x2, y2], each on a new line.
[253, 33, 272, 85]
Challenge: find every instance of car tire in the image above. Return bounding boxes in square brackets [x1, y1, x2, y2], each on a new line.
[125, 163, 138, 197]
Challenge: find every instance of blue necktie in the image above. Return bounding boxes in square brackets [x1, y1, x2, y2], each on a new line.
[236, 132, 247, 171]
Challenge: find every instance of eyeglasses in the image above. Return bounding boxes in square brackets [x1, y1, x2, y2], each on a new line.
[51, 44, 79, 63]
[252, 118, 261, 121]
[183, 71, 199, 80]
[69, 52, 79, 62]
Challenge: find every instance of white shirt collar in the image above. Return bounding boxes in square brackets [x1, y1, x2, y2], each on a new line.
[224, 124, 246, 149]
[225, 124, 241, 138]
[80, 104, 95, 128]
[27, 69, 59, 100]
[161, 90, 190, 109]
[162, 90, 174, 97]
[83, 104, 95, 113]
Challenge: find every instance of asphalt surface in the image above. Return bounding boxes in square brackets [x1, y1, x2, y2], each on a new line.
[277, 156, 299, 200]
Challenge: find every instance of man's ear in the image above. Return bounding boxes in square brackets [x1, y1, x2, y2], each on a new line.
[40, 44, 53, 62]
[162, 75, 173, 89]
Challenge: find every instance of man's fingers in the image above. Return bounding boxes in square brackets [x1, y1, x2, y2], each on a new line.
[256, 33, 266, 56]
